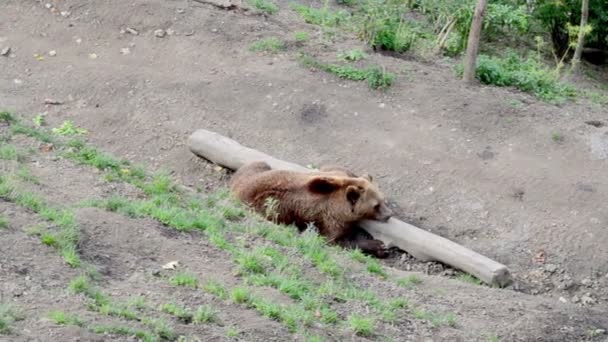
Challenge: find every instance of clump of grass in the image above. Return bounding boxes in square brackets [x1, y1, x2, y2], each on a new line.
[299, 55, 395, 89]
[552, 132, 564, 143]
[52, 120, 87, 136]
[143, 318, 175, 340]
[293, 4, 349, 27]
[231, 287, 252, 304]
[16, 166, 40, 184]
[193, 305, 218, 323]
[170, 273, 198, 288]
[226, 326, 240, 338]
[347, 314, 375, 337]
[456, 273, 483, 285]
[294, 31, 310, 42]
[397, 274, 423, 288]
[0, 215, 8, 229]
[250, 38, 285, 54]
[0, 304, 24, 334]
[33, 114, 46, 127]
[0, 111, 16, 124]
[203, 280, 227, 299]
[366, 259, 388, 278]
[90, 324, 156, 342]
[0, 144, 25, 162]
[456, 52, 577, 102]
[48, 310, 85, 327]
[161, 303, 192, 322]
[338, 48, 368, 62]
[248, 0, 278, 15]
[413, 308, 457, 327]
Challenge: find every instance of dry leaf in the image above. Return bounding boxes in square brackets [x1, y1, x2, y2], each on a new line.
[162, 260, 180, 270]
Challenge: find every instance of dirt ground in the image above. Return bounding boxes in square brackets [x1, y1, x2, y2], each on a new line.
[1, 0, 608, 341]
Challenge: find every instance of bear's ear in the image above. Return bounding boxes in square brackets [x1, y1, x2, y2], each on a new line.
[308, 176, 343, 194]
[346, 185, 363, 206]
[361, 173, 373, 182]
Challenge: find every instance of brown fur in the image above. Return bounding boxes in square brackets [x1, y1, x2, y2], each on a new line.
[229, 161, 392, 257]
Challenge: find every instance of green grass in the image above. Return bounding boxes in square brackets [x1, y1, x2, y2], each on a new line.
[347, 314, 375, 337]
[338, 48, 368, 62]
[52, 120, 87, 136]
[0, 304, 24, 335]
[16, 166, 40, 184]
[33, 114, 46, 127]
[412, 308, 457, 327]
[90, 324, 157, 342]
[292, 4, 349, 27]
[294, 31, 310, 42]
[230, 287, 252, 304]
[0, 215, 8, 229]
[456, 52, 577, 102]
[248, 0, 278, 15]
[170, 273, 199, 288]
[250, 38, 285, 54]
[0, 144, 25, 162]
[48, 310, 85, 327]
[365, 259, 388, 278]
[552, 132, 564, 143]
[203, 280, 228, 299]
[299, 55, 395, 89]
[193, 305, 218, 323]
[456, 273, 483, 285]
[226, 326, 240, 338]
[161, 303, 192, 322]
[396, 274, 423, 288]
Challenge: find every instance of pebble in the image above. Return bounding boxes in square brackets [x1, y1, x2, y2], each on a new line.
[544, 264, 558, 273]
[379, 103, 386, 108]
[125, 27, 139, 35]
[13, 78, 23, 85]
[581, 278, 592, 286]
[571, 295, 580, 303]
[581, 294, 595, 305]
[120, 47, 131, 55]
[1, 46, 10, 56]
[558, 297, 567, 303]
[154, 29, 167, 38]
[48, 50, 56, 57]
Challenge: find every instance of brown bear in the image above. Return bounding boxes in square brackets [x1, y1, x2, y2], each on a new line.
[229, 161, 392, 257]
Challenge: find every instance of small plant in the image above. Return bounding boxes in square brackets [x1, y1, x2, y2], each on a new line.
[226, 326, 240, 338]
[294, 31, 310, 42]
[0, 144, 24, 162]
[293, 5, 349, 27]
[231, 287, 251, 304]
[90, 324, 156, 342]
[33, 114, 46, 127]
[0, 304, 24, 334]
[366, 67, 395, 90]
[0, 111, 16, 124]
[299, 55, 395, 90]
[0, 215, 8, 229]
[366, 259, 387, 277]
[250, 38, 285, 54]
[193, 305, 218, 323]
[338, 48, 368, 62]
[397, 274, 423, 288]
[170, 273, 199, 288]
[248, 0, 278, 14]
[161, 303, 192, 322]
[456, 273, 483, 285]
[347, 314, 375, 337]
[203, 280, 227, 299]
[413, 308, 457, 327]
[48, 310, 85, 327]
[52, 120, 87, 136]
[552, 132, 564, 143]
[144, 318, 175, 340]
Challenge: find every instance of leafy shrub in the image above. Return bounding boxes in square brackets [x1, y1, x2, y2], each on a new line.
[248, 0, 278, 15]
[457, 52, 577, 102]
[293, 4, 349, 27]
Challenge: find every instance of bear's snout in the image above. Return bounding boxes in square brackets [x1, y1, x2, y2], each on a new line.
[377, 205, 392, 222]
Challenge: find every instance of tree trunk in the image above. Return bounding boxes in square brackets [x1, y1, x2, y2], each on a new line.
[571, 0, 589, 72]
[462, 0, 488, 84]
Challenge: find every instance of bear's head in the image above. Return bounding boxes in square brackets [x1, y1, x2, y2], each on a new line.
[307, 175, 392, 223]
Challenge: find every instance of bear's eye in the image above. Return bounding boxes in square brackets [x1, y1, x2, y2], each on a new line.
[374, 204, 381, 211]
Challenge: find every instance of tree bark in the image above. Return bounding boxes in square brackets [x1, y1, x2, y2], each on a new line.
[462, 0, 488, 84]
[571, 0, 589, 72]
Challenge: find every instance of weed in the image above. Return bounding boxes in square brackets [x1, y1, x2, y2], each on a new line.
[52, 120, 87, 136]
[48, 310, 85, 327]
[248, 0, 278, 15]
[16, 167, 40, 184]
[250, 38, 285, 54]
[127, 296, 148, 310]
[33, 114, 46, 127]
[0, 215, 8, 229]
[0, 304, 24, 334]
[170, 273, 199, 288]
[299, 55, 395, 89]
[203, 280, 228, 299]
[250, 296, 283, 320]
[0, 144, 25, 162]
[226, 326, 240, 338]
[456, 273, 483, 285]
[0, 111, 16, 124]
[90, 324, 157, 342]
[347, 314, 375, 337]
[397, 274, 423, 288]
[319, 306, 338, 324]
[143, 318, 175, 340]
[293, 4, 349, 27]
[552, 132, 564, 143]
[366, 67, 395, 90]
[294, 31, 310, 42]
[193, 305, 218, 323]
[487, 335, 501, 342]
[161, 303, 192, 322]
[338, 48, 368, 62]
[10, 123, 54, 143]
[413, 308, 457, 327]
[231, 287, 252, 304]
[366, 259, 387, 278]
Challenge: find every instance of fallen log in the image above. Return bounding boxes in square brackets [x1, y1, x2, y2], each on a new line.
[188, 129, 512, 287]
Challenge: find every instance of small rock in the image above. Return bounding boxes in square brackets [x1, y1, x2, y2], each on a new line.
[167, 28, 176, 36]
[88, 53, 98, 59]
[154, 29, 166, 38]
[544, 264, 558, 273]
[581, 278, 592, 286]
[211, 28, 218, 33]
[151, 269, 161, 276]
[379, 103, 386, 108]
[44, 98, 63, 105]
[581, 294, 595, 305]
[48, 50, 56, 57]
[60, 11, 71, 17]
[120, 47, 131, 55]
[1, 46, 10, 56]
[75, 37, 82, 44]
[13, 79, 23, 85]
[571, 295, 580, 303]
[558, 297, 567, 303]
[45, 3, 52, 9]
[591, 329, 606, 336]
[125, 27, 139, 35]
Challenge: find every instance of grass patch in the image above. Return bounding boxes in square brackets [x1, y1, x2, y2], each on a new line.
[299, 55, 395, 89]
[48, 310, 85, 327]
[52, 120, 87, 136]
[397, 274, 423, 288]
[170, 273, 199, 288]
[365, 259, 388, 278]
[203, 280, 228, 299]
[456, 273, 483, 285]
[0, 143, 26, 162]
[292, 4, 349, 27]
[338, 48, 368, 62]
[294, 31, 310, 42]
[347, 314, 375, 337]
[230, 287, 252, 304]
[248, 0, 278, 15]
[250, 38, 285, 54]
[552, 132, 564, 143]
[413, 308, 457, 327]
[161, 303, 192, 322]
[456, 52, 577, 102]
[0, 304, 24, 335]
[90, 324, 157, 342]
[226, 326, 240, 338]
[193, 305, 218, 323]
[0, 215, 8, 229]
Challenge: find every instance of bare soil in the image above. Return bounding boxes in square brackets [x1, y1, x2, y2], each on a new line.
[1, 0, 608, 341]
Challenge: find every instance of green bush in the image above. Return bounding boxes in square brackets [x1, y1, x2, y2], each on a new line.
[457, 52, 577, 102]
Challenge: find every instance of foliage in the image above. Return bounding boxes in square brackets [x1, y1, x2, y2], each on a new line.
[250, 38, 285, 53]
[248, 0, 278, 15]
